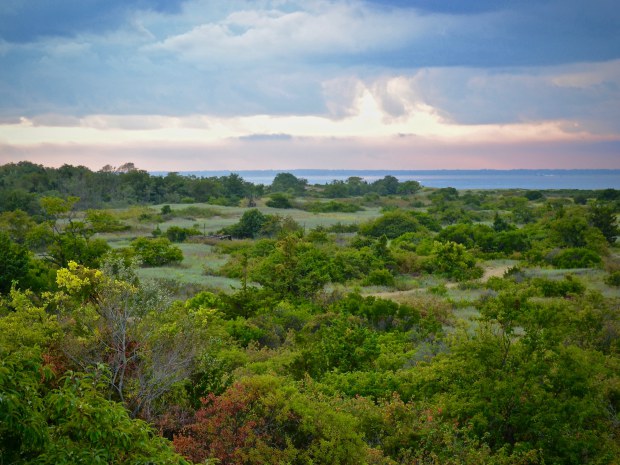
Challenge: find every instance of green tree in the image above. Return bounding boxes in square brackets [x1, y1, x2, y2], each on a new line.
[549, 207, 607, 252]
[223, 209, 267, 239]
[0, 210, 36, 245]
[0, 349, 49, 464]
[493, 213, 514, 232]
[430, 187, 459, 202]
[397, 180, 422, 195]
[85, 209, 129, 233]
[258, 214, 302, 238]
[0, 351, 188, 465]
[120, 168, 153, 203]
[29, 196, 110, 268]
[413, 287, 620, 464]
[291, 314, 380, 378]
[0, 188, 41, 215]
[0, 288, 61, 354]
[524, 190, 544, 201]
[323, 179, 350, 198]
[425, 241, 483, 281]
[251, 235, 331, 299]
[345, 176, 368, 196]
[221, 173, 248, 202]
[56, 259, 201, 419]
[589, 201, 618, 244]
[0, 232, 30, 293]
[371, 175, 399, 195]
[550, 247, 602, 268]
[271, 172, 307, 195]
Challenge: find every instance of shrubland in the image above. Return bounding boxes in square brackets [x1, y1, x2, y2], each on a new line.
[1, 164, 619, 464]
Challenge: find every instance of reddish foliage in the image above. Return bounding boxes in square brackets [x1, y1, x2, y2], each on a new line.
[173, 384, 267, 464]
[154, 405, 195, 441]
[40, 348, 69, 381]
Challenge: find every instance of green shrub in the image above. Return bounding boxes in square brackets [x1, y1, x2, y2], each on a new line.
[165, 226, 201, 243]
[290, 315, 380, 378]
[428, 283, 448, 296]
[359, 211, 421, 239]
[332, 293, 421, 332]
[226, 318, 266, 347]
[265, 192, 293, 209]
[326, 222, 359, 233]
[525, 190, 544, 201]
[85, 210, 129, 232]
[221, 209, 266, 238]
[175, 205, 221, 219]
[131, 237, 183, 266]
[605, 270, 620, 287]
[533, 276, 586, 297]
[304, 201, 362, 213]
[424, 241, 483, 281]
[363, 268, 395, 287]
[0, 232, 30, 293]
[550, 247, 602, 268]
[138, 211, 162, 223]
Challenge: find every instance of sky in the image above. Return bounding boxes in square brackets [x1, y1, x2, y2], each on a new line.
[0, 0, 619, 171]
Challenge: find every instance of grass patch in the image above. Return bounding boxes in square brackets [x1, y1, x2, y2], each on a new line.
[136, 266, 242, 291]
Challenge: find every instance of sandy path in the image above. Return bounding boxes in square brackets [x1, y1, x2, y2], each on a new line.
[367, 261, 515, 299]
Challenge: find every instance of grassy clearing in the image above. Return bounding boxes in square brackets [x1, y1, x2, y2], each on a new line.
[94, 201, 383, 245]
[148, 202, 383, 234]
[94, 202, 620, 305]
[136, 265, 241, 291]
[522, 266, 620, 296]
[95, 205, 299, 293]
[135, 242, 241, 290]
[256, 205, 383, 230]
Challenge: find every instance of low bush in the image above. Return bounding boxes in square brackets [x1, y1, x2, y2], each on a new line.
[550, 247, 602, 268]
[605, 270, 620, 287]
[165, 226, 201, 243]
[303, 201, 363, 213]
[131, 237, 183, 266]
[533, 276, 586, 297]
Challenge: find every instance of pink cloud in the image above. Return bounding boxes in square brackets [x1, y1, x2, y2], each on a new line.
[1, 136, 619, 171]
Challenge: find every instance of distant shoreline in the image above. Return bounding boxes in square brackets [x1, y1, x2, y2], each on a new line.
[151, 169, 620, 190]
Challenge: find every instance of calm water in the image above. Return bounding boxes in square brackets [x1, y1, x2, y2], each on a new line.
[162, 170, 620, 190]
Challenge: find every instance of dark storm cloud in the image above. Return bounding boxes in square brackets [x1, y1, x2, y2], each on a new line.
[360, 0, 620, 67]
[0, 0, 185, 42]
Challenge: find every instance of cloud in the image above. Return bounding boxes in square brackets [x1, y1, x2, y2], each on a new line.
[146, 0, 620, 69]
[0, 0, 619, 166]
[321, 63, 620, 134]
[0, 84, 612, 149]
[396, 60, 620, 131]
[0, 0, 185, 42]
[238, 133, 293, 141]
[148, 2, 447, 66]
[1, 40, 619, 135]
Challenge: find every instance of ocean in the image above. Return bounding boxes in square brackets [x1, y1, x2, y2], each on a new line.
[161, 170, 620, 190]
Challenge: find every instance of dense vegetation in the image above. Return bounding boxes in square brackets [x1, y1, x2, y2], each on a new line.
[1, 162, 619, 464]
